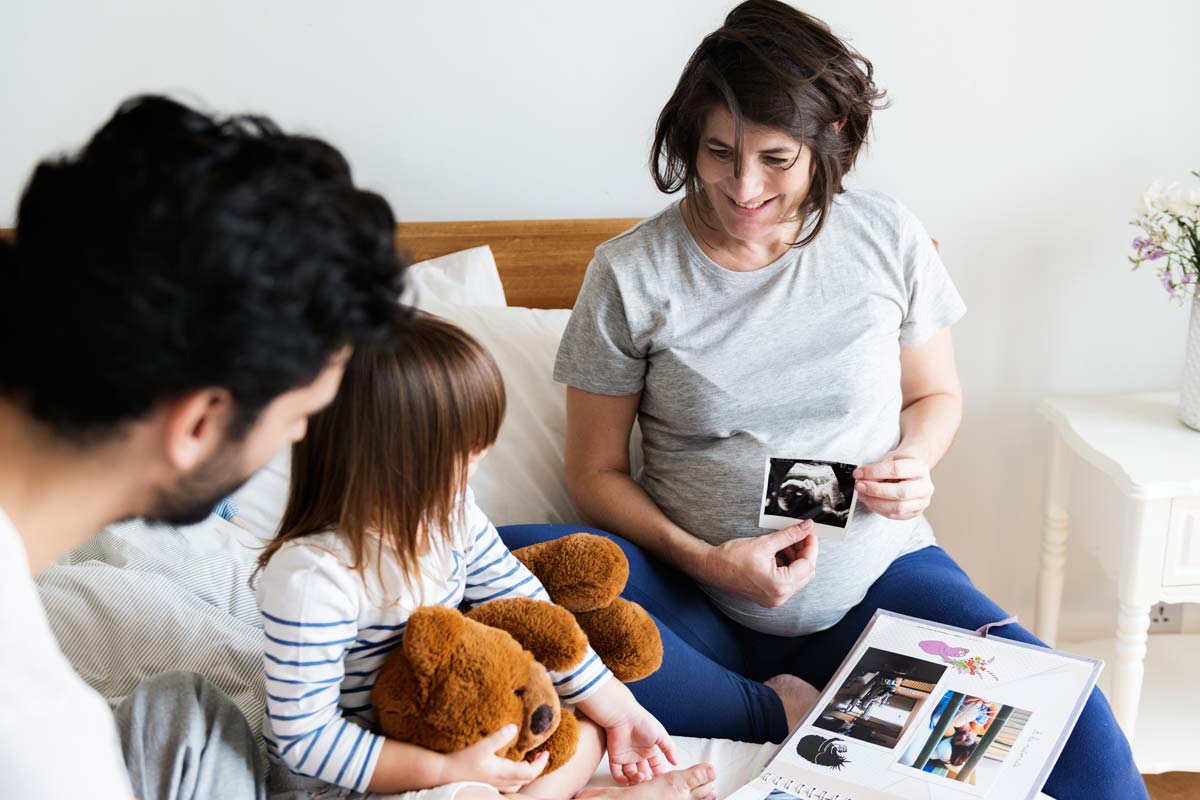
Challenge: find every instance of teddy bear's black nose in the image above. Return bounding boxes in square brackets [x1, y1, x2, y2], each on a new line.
[530, 704, 554, 735]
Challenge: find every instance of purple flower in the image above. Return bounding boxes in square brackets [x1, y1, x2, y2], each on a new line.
[1133, 236, 1148, 250]
[1148, 248, 1166, 260]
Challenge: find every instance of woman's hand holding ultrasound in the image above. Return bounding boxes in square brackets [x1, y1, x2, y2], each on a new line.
[852, 451, 934, 521]
[700, 521, 819, 608]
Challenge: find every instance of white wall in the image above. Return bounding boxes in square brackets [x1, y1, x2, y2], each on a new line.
[5, 0, 1199, 641]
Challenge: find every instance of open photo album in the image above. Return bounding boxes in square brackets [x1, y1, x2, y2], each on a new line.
[726, 611, 1101, 800]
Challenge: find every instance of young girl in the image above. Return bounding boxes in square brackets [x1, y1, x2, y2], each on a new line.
[256, 312, 716, 800]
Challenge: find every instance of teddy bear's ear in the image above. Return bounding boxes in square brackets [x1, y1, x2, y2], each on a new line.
[404, 606, 466, 694]
[467, 598, 587, 673]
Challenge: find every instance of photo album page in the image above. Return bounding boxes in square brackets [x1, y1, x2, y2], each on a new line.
[726, 611, 1100, 800]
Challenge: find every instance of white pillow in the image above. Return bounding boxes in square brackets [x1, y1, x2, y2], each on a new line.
[429, 301, 576, 525]
[400, 245, 506, 307]
[422, 298, 643, 527]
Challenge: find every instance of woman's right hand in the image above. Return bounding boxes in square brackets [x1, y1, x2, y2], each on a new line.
[700, 521, 819, 608]
[437, 724, 549, 792]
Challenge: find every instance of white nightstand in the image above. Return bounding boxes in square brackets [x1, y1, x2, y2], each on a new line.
[1037, 392, 1200, 773]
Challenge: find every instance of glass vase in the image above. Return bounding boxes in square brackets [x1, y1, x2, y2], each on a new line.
[1180, 293, 1200, 430]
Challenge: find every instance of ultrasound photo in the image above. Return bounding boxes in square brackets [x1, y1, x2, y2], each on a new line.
[759, 457, 858, 538]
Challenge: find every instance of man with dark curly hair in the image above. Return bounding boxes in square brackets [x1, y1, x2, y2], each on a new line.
[0, 95, 407, 800]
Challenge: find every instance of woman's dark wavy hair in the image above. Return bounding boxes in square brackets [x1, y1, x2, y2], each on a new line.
[0, 95, 408, 443]
[651, 0, 889, 246]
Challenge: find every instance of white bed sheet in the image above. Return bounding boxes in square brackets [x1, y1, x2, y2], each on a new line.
[586, 737, 773, 796]
[586, 739, 1053, 800]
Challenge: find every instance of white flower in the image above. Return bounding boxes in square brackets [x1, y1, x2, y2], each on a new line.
[1163, 183, 1193, 218]
[1140, 180, 1166, 214]
[1185, 188, 1200, 221]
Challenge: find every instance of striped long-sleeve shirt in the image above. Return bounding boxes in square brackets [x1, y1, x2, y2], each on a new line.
[255, 489, 612, 792]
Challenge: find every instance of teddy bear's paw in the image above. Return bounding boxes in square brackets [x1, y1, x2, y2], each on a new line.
[575, 598, 663, 682]
[513, 533, 628, 612]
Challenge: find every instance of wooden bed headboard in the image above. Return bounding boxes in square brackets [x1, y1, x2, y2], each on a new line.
[0, 219, 634, 311]
[396, 218, 638, 309]
[2, 219, 934, 310]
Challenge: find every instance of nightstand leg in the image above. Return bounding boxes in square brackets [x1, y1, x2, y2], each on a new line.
[1112, 601, 1150, 736]
[1109, 497, 1167, 741]
[1037, 431, 1072, 647]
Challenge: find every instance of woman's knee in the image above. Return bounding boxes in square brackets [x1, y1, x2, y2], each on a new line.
[1044, 687, 1147, 799]
[497, 523, 690, 599]
[498, 522, 645, 559]
[864, 547, 1015, 631]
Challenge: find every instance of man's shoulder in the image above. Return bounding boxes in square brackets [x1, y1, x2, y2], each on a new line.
[0, 505, 55, 644]
[0, 508, 133, 798]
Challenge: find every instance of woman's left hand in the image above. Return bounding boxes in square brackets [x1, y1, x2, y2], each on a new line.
[853, 450, 934, 520]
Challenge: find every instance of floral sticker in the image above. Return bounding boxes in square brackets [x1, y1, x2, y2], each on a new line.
[919, 640, 998, 680]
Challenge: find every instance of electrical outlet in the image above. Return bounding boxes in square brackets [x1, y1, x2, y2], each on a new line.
[1149, 602, 1183, 634]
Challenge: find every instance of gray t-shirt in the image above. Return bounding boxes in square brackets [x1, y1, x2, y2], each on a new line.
[553, 190, 966, 637]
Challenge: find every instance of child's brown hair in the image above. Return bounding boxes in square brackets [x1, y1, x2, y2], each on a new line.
[256, 311, 505, 584]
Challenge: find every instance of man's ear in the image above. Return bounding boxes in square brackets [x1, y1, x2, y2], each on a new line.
[161, 388, 234, 471]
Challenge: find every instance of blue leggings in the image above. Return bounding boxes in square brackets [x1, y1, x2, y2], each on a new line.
[498, 524, 1147, 800]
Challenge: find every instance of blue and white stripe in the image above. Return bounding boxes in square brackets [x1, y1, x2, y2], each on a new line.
[258, 577, 384, 793]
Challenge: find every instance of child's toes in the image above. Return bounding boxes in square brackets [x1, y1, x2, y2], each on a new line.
[671, 763, 716, 797]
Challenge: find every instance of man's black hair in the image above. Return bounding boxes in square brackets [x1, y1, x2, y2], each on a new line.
[0, 95, 407, 441]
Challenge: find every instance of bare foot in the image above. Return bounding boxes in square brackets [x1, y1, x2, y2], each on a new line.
[765, 673, 820, 730]
[576, 763, 717, 800]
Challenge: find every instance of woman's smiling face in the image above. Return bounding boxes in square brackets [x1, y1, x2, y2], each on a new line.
[694, 105, 814, 247]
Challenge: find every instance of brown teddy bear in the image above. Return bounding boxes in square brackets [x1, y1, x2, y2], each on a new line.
[371, 532, 663, 775]
[511, 533, 662, 683]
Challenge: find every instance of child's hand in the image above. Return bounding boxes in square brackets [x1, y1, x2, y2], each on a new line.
[603, 707, 678, 785]
[438, 724, 549, 792]
[577, 680, 678, 785]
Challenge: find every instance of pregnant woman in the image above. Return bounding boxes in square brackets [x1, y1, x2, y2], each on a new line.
[500, 2, 1146, 797]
